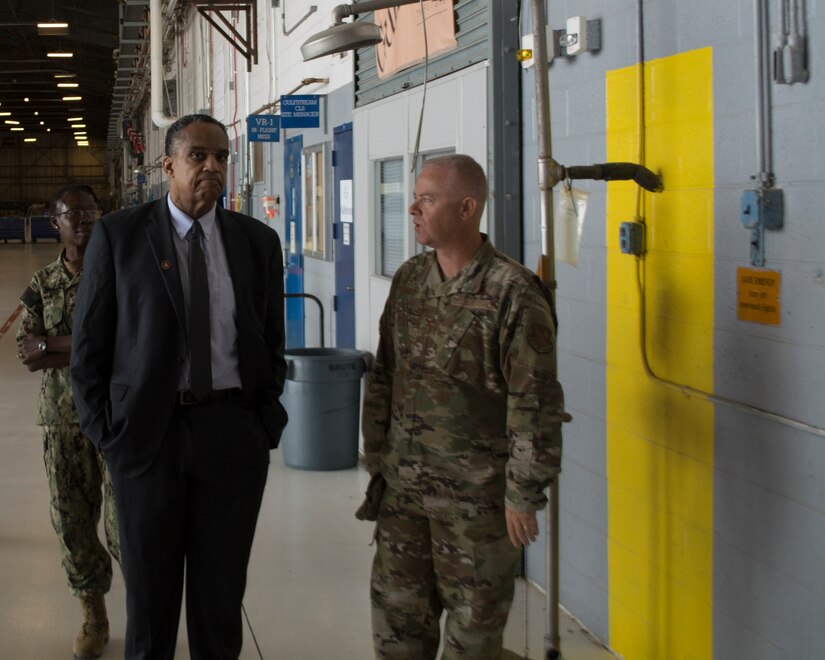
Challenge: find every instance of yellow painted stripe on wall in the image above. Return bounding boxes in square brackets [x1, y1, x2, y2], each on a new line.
[606, 48, 715, 659]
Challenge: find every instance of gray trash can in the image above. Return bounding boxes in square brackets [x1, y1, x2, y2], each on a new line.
[280, 348, 366, 470]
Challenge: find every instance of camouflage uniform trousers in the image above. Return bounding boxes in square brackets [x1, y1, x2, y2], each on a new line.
[43, 421, 120, 597]
[371, 485, 519, 659]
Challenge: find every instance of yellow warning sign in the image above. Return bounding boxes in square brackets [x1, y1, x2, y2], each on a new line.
[737, 267, 781, 325]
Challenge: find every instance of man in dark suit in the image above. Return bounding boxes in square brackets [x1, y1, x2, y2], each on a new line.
[71, 114, 287, 659]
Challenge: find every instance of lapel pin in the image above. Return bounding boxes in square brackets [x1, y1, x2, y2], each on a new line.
[161, 259, 172, 271]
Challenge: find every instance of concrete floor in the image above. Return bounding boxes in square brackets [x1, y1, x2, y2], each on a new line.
[0, 242, 615, 659]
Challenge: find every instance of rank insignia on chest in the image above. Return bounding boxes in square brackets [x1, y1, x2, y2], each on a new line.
[527, 323, 554, 353]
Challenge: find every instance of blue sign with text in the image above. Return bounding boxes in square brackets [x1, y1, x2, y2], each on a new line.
[247, 115, 280, 142]
[280, 95, 321, 128]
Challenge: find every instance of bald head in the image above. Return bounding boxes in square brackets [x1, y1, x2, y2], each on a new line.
[421, 155, 488, 219]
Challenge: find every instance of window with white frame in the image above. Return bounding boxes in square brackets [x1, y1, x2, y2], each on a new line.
[376, 158, 405, 277]
[302, 144, 329, 260]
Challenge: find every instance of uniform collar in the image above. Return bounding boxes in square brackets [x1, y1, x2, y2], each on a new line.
[418, 235, 495, 296]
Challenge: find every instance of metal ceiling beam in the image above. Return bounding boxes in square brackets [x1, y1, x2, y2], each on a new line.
[194, 1, 257, 72]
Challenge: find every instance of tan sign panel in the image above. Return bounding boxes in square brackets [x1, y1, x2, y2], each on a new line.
[737, 267, 781, 325]
[374, 1, 457, 79]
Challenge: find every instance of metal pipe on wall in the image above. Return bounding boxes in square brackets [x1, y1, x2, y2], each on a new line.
[754, 0, 774, 187]
[530, 0, 563, 657]
[151, 0, 179, 128]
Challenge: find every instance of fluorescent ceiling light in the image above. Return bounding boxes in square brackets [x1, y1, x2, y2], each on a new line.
[0, 112, 11, 116]
[77, 142, 89, 146]
[37, 22, 69, 28]
[57, 83, 79, 88]
[62, 96, 82, 101]
[11, 127, 24, 132]
[67, 117, 83, 122]
[24, 137, 37, 142]
[72, 124, 86, 128]
[47, 52, 74, 58]
[54, 73, 76, 79]
[4, 120, 20, 125]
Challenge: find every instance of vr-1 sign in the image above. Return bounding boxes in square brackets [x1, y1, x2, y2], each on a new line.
[248, 115, 280, 142]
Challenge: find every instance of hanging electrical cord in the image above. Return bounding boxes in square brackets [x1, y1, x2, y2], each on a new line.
[410, 0, 429, 171]
[241, 603, 265, 660]
[631, 0, 825, 438]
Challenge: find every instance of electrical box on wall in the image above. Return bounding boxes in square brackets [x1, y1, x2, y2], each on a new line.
[740, 188, 783, 266]
[740, 189, 783, 230]
[619, 222, 645, 256]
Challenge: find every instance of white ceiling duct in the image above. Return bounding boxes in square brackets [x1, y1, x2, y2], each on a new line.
[151, 0, 177, 128]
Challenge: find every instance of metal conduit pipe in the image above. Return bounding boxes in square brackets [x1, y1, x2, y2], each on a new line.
[754, 0, 773, 187]
[330, 0, 406, 23]
[151, 0, 178, 128]
[529, 3, 562, 658]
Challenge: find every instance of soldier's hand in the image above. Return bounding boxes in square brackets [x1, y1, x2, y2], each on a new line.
[17, 333, 42, 367]
[505, 506, 539, 548]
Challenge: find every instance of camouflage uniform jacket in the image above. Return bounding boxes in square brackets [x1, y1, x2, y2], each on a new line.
[17, 252, 81, 427]
[362, 237, 565, 512]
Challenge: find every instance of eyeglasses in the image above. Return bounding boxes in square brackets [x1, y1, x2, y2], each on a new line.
[55, 208, 101, 222]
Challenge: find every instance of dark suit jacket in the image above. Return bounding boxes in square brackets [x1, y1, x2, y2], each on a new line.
[71, 198, 287, 476]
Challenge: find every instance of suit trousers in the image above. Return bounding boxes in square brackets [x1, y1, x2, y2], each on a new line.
[107, 393, 270, 660]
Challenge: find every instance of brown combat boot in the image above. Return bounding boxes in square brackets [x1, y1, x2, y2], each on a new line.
[72, 593, 109, 659]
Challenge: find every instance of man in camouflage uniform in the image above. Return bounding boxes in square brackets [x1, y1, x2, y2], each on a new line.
[362, 155, 567, 658]
[17, 185, 119, 659]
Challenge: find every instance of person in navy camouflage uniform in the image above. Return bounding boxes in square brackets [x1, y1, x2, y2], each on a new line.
[17, 184, 119, 660]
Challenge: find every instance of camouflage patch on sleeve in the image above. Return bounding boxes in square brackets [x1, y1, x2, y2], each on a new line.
[20, 284, 40, 310]
[526, 322, 554, 354]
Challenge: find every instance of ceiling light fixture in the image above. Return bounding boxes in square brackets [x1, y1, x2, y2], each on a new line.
[24, 137, 37, 142]
[47, 51, 74, 58]
[37, 21, 69, 36]
[72, 124, 86, 128]
[67, 117, 83, 122]
[4, 120, 20, 125]
[0, 112, 11, 116]
[11, 127, 24, 132]
[24, 97, 30, 102]
[62, 96, 82, 101]
[57, 83, 79, 88]
[54, 73, 76, 79]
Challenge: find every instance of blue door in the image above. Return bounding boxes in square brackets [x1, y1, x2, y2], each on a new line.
[284, 135, 304, 348]
[333, 123, 355, 348]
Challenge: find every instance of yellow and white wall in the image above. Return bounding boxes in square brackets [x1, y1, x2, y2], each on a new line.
[526, 2, 825, 658]
[605, 48, 715, 659]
